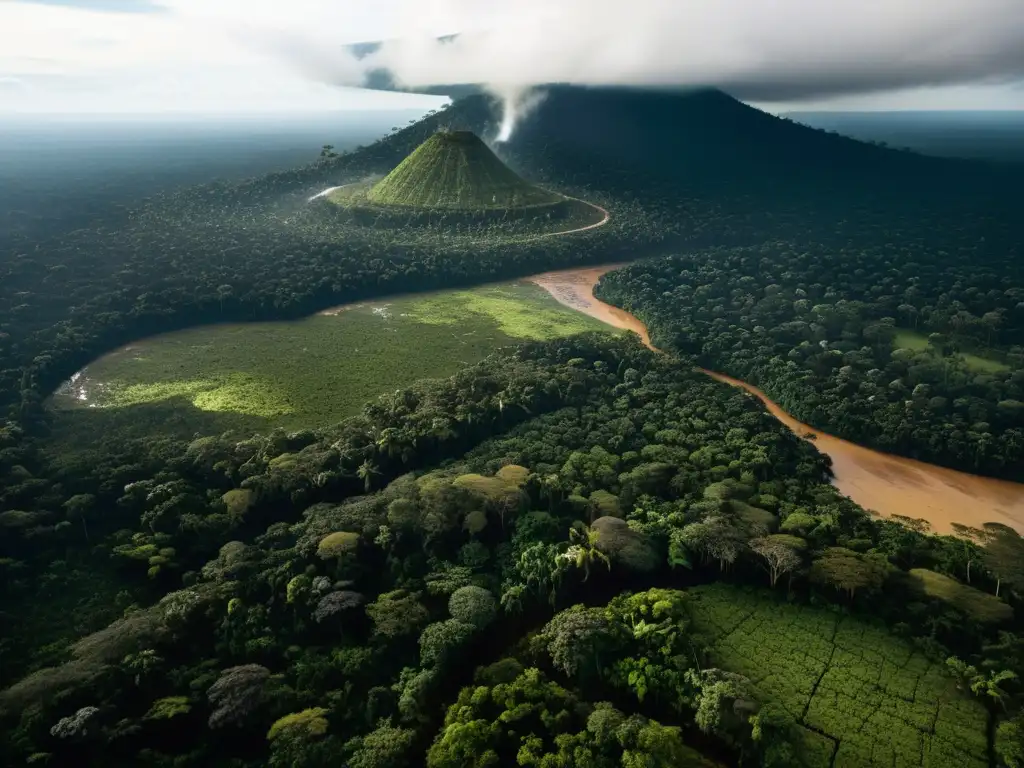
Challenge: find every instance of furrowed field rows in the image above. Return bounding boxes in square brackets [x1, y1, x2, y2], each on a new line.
[686, 585, 988, 768]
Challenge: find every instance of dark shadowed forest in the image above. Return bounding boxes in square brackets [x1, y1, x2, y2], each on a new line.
[785, 111, 1024, 164]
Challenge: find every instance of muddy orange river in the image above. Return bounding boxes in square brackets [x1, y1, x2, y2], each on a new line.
[530, 264, 1024, 535]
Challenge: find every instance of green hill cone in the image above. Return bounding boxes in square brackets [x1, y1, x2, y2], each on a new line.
[367, 130, 562, 210]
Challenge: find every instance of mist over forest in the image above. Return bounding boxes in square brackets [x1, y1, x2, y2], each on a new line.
[785, 110, 1024, 163]
[0, 109, 433, 240]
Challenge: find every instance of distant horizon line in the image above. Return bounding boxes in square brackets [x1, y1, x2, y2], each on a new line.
[0, 108, 438, 121]
[1, 105, 1022, 123]
[779, 108, 1024, 114]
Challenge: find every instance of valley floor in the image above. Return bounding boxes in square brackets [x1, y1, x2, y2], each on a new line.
[49, 281, 617, 447]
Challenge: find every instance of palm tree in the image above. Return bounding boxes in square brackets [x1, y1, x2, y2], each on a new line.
[561, 522, 611, 582]
[429, 417, 457, 443]
[948, 657, 1018, 712]
[972, 669, 1017, 711]
[357, 460, 380, 493]
[376, 428, 401, 458]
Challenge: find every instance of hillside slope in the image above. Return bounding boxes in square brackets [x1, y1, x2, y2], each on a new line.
[497, 87, 1013, 198]
[366, 130, 561, 210]
[299, 86, 1017, 221]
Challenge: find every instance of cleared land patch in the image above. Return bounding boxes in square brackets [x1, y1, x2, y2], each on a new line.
[893, 330, 931, 352]
[893, 328, 1009, 373]
[686, 584, 989, 768]
[961, 350, 1010, 374]
[49, 282, 617, 446]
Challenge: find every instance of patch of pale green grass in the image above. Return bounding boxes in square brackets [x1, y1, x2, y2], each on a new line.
[892, 330, 930, 352]
[405, 284, 609, 341]
[892, 329, 1009, 373]
[960, 351, 1010, 373]
[906, 568, 1012, 623]
[48, 282, 616, 447]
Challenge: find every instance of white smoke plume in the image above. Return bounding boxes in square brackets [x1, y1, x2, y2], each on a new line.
[494, 87, 548, 143]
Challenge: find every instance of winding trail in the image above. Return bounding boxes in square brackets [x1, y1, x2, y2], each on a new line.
[307, 185, 609, 242]
[307, 184, 350, 201]
[530, 263, 1024, 535]
[531, 198, 611, 240]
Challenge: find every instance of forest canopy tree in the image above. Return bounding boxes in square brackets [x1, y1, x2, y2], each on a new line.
[317, 530, 360, 559]
[207, 664, 271, 729]
[447, 585, 497, 629]
[981, 524, 1024, 597]
[367, 590, 431, 639]
[749, 535, 805, 588]
[809, 547, 890, 600]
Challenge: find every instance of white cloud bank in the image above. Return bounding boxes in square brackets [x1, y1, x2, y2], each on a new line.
[1, 0, 1023, 114]
[0, 0, 446, 113]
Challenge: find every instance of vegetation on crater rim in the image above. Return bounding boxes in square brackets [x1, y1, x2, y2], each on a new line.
[366, 130, 564, 211]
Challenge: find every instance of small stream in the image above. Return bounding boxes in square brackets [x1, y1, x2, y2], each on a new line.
[529, 264, 1024, 535]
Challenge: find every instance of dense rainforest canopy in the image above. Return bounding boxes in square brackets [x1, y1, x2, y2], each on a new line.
[596, 243, 1024, 477]
[3, 86, 1024, 767]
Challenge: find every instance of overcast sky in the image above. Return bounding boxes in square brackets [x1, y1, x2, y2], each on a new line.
[2, 0, 1023, 115]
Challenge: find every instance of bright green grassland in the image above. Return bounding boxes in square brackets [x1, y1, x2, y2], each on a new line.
[960, 350, 1011, 373]
[893, 330, 931, 352]
[50, 282, 616, 445]
[893, 328, 1009, 373]
[366, 130, 562, 210]
[687, 584, 988, 768]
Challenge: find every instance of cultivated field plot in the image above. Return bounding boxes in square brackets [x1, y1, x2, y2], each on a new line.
[687, 585, 988, 768]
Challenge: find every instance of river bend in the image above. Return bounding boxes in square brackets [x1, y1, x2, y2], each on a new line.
[529, 264, 1024, 535]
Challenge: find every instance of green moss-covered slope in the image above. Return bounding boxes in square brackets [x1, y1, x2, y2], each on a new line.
[366, 130, 563, 210]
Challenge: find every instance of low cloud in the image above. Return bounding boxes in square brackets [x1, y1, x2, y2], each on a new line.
[257, 0, 1024, 104]
[17, 0, 166, 14]
[3, 0, 1023, 114]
